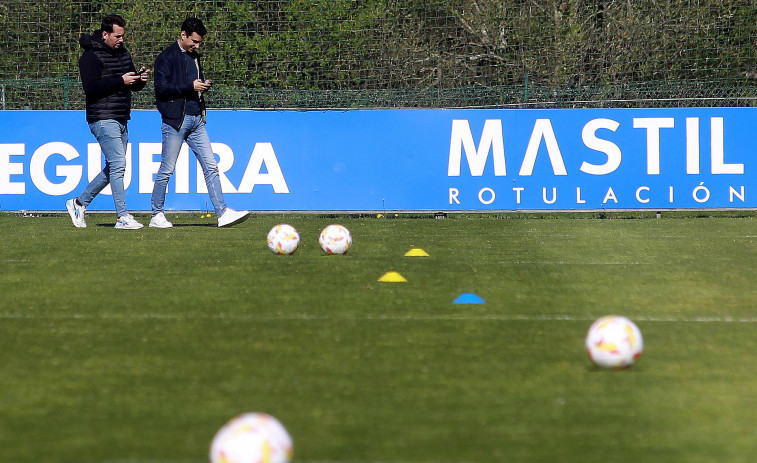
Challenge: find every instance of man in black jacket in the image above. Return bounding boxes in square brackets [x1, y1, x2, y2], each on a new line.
[149, 17, 249, 228]
[66, 14, 148, 229]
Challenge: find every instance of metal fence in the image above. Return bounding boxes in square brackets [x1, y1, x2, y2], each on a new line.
[2, 1, 757, 109]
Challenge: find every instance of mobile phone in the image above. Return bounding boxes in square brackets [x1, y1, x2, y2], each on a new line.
[135, 69, 145, 76]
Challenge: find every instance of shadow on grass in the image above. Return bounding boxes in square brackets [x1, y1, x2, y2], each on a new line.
[586, 364, 643, 373]
[95, 223, 217, 228]
[171, 223, 217, 228]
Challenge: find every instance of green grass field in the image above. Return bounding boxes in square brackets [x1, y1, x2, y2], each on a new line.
[2, 212, 757, 463]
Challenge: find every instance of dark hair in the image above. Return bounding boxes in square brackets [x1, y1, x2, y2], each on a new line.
[101, 14, 126, 33]
[181, 18, 207, 37]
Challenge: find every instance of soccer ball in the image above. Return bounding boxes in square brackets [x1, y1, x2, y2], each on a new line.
[209, 412, 293, 463]
[585, 315, 643, 369]
[319, 224, 352, 254]
[267, 224, 300, 255]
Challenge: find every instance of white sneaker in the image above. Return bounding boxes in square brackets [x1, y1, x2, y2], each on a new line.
[115, 214, 144, 229]
[149, 212, 173, 228]
[65, 198, 87, 228]
[217, 208, 250, 228]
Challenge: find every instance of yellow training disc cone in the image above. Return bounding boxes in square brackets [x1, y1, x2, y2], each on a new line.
[404, 248, 429, 257]
[378, 271, 407, 282]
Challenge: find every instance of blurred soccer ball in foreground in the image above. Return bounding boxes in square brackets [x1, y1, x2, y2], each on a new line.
[210, 412, 293, 463]
[267, 224, 300, 255]
[585, 315, 643, 369]
[319, 224, 352, 254]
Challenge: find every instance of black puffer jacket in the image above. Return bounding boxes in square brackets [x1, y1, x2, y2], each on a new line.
[78, 30, 145, 123]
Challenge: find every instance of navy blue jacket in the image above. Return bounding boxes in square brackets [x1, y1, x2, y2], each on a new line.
[154, 41, 206, 131]
[79, 31, 144, 123]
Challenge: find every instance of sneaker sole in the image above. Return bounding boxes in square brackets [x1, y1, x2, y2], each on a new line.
[218, 213, 250, 228]
[115, 223, 144, 230]
[149, 223, 173, 228]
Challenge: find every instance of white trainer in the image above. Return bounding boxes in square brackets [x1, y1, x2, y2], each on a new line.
[218, 208, 250, 228]
[115, 214, 144, 229]
[65, 198, 87, 228]
[149, 212, 173, 228]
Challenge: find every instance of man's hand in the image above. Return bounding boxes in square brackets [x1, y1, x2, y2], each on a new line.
[123, 68, 150, 85]
[136, 67, 150, 81]
[193, 79, 212, 92]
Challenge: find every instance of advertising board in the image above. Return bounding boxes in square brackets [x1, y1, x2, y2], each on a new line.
[1, 108, 752, 211]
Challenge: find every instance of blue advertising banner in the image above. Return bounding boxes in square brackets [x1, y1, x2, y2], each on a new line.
[0, 108, 753, 211]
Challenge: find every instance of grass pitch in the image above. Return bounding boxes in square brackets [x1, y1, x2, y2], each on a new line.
[1, 212, 757, 463]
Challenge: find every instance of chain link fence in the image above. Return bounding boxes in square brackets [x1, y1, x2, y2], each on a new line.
[2, 1, 757, 110]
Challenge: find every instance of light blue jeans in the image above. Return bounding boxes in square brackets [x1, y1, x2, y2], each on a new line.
[152, 115, 227, 217]
[78, 119, 129, 218]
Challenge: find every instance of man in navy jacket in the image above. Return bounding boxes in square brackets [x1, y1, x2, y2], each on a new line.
[66, 14, 148, 229]
[150, 17, 249, 228]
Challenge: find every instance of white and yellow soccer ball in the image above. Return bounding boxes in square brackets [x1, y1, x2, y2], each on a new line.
[585, 315, 644, 369]
[267, 224, 300, 255]
[318, 224, 352, 254]
[209, 412, 293, 463]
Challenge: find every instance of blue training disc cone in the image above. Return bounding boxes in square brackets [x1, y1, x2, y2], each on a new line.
[453, 293, 486, 304]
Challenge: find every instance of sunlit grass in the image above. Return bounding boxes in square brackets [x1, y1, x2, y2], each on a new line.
[1, 213, 756, 463]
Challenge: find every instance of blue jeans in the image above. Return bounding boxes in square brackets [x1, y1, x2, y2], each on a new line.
[152, 115, 227, 216]
[78, 120, 129, 218]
